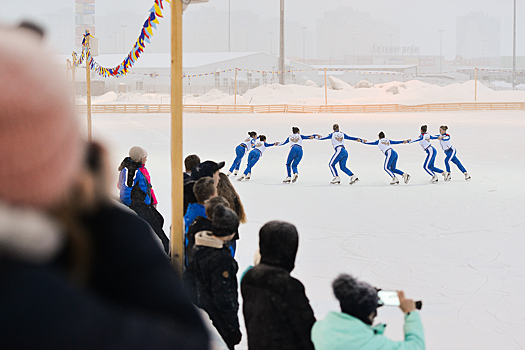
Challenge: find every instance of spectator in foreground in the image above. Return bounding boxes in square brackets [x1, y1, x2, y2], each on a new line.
[118, 146, 169, 255]
[241, 221, 316, 350]
[0, 26, 208, 349]
[184, 205, 242, 350]
[311, 274, 425, 350]
[184, 160, 225, 214]
[185, 154, 201, 181]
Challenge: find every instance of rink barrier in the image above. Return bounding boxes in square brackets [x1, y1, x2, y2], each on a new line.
[75, 102, 525, 114]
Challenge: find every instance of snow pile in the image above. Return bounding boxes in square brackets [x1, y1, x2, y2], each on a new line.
[386, 86, 400, 95]
[94, 91, 118, 103]
[183, 92, 248, 105]
[304, 80, 319, 87]
[490, 81, 513, 90]
[354, 80, 374, 89]
[193, 89, 230, 103]
[328, 76, 352, 90]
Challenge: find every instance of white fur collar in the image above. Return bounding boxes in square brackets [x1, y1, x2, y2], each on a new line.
[195, 231, 224, 249]
[0, 203, 64, 264]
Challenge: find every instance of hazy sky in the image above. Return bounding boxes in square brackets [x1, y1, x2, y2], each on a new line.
[3, 0, 524, 58]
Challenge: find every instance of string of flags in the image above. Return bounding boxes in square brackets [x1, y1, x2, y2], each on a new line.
[72, 0, 170, 77]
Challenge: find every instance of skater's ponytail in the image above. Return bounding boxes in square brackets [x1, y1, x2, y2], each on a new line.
[421, 125, 427, 133]
[440, 125, 448, 131]
[378, 131, 385, 139]
[292, 127, 300, 134]
[248, 131, 257, 138]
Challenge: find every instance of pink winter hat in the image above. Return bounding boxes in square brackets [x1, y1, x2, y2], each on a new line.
[0, 27, 84, 209]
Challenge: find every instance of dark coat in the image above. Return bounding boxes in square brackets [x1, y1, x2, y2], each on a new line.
[241, 221, 316, 350]
[185, 216, 213, 265]
[0, 203, 208, 350]
[184, 232, 241, 350]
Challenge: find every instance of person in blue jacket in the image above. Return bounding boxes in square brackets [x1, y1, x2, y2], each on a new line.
[311, 274, 425, 350]
[227, 131, 257, 177]
[277, 127, 319, 184]
[237, 135, 278, 181]
[435, 125, 471, 181]
[359, 131, 411, 185]
[408, 125, 444, 184]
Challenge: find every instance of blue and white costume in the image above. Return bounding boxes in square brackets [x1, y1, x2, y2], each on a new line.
[229, 136, 256, 173]
[434, 133, 467, 173]
[409, 133, 443, 176]
[319, 131, 359, 178]
[278, 133, 317, 177]
[362, 138, 406, 178]
[242, 140, 275, 176]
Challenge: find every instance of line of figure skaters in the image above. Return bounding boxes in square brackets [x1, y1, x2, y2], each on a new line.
[227, 124, 471, 185]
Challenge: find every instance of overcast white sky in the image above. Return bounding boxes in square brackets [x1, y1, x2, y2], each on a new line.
[2, 0, 524, 58]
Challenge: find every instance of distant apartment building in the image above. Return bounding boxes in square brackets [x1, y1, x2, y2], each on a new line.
[456, 12, 500, 65]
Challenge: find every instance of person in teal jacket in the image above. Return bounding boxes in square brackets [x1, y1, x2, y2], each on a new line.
[311, 274, 425, 350]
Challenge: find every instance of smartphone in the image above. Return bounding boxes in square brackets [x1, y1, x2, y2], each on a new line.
[378, 291, 400, 306]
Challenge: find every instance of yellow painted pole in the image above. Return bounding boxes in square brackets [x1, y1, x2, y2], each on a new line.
[86, 35, 92, 142]
[171, 0, 184, 274]
[324, 68, 328, 105]
[234, 68, 238, 110]
[474, 67, 478, 102]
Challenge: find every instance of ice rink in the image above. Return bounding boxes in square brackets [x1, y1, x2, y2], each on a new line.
[91, 110, 525, 350]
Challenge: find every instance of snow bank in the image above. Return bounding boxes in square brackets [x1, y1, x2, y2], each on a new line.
[328, 76, 352, 90]
[354, 80, 374, 89]
[304, 80, 319, 87]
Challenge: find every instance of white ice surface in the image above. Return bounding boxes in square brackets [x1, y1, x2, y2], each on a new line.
[89, 110, 525, 350]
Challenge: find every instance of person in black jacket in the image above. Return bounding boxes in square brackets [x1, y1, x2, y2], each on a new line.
[184, 154, 201, 181]
[241, 221, 316, 350]
[184, 204, 241, 349]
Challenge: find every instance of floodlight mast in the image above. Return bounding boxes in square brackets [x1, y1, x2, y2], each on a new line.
[182, 0, 210, 12]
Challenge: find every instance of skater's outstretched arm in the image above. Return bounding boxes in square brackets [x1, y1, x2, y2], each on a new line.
[264, 142, 278, 147]
[317, 133, 332, 140]
[343, 133, 359, 141]
[437, 134, 450, 141]
[361, 139, 379, 145]
[277, 137, 290, 146]
[390, 140, 406, 145]
[408, 135, 423, 144]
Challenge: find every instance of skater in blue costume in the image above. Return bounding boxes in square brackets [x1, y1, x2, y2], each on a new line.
[278, 127, 319, 184]
[408, 125, 443, 184]
[237, 135, 278, 181]
[359, 131, 411, 185]
[227, 131, 257, 177]
[318, 124, 362, 185]
[435, 125, 471, 181]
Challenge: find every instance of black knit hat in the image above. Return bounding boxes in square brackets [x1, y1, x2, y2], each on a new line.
[332, 274, 379, 325]
[212, 204, 239, 237]
[191, 160, 225, 181]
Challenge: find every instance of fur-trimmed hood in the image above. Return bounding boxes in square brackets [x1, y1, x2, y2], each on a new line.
[0, 203, 64, 264]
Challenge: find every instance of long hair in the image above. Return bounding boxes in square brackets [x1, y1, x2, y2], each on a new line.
[217, 172, 246, 223]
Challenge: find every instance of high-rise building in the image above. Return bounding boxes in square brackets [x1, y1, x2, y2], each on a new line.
[456, 12, 500, 60]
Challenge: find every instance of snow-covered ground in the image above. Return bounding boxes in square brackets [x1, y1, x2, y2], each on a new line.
[90, 110, 525, 350]
[78, 80, 525, 106]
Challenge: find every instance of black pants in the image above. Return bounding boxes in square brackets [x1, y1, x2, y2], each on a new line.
[130, 202, 170, 255]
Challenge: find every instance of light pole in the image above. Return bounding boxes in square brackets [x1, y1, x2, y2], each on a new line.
[121, 25, 127, 53]
[269, 32, 274, 55]
[513, 0, 517, 90]
[301, 26, 307, 62]
[246, 36, 250, 51]
[482, 39, 488, 68]
[352, 37, 357, 63]
[279, 0, 285, 84]
[389, 34, 393, 56]
[228, 0, 231, 52]
[114, 31, 117, 54]
[438, 30, 444, 73]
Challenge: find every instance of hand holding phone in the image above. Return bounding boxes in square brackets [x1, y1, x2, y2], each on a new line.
[378, 290, 422, 312]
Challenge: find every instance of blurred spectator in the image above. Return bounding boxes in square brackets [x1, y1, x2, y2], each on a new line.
[217, 172, 246, 257]
[184, 160, 224, 214]
[241, 221, 316, 350]
[185, 154, 201, 181]
[311, 274, 425, 350]
[118, 146, 169, 255]
[0, 26, 207, 349]
[184, 205, 241, 349]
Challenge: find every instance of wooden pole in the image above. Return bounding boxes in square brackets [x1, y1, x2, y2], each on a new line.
[171, 0, 184, 274]
[234, 68, 238, 110]
[474, 67, 478, 102]
[86, 36, 92, 142]
[324, 68, 328, 105]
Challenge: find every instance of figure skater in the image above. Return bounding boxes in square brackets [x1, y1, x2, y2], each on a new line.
[227, 131, 257, 176]
[360, 131, 411, 185]
[318, 124, 361, 185]
[408, 125, 443, 183]
[435, 125, 470, 181]
[238, 135, 278, 181]
[277, 126, 319, 184]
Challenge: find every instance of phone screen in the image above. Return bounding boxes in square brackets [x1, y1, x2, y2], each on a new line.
[378, 291, 400, 306]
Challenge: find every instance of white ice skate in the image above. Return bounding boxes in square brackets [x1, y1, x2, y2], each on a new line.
[330, 176, 341, 185]
[431, 174, 439, 184]
[245, 173, 251, 180]
[442, 171, 451, 181]
[226, 171, 232, 176]
[292, 173, 299, 183]
[464, 172, 471, 181]
[349, 175, 360, 185]
[237, 175, 245, 181]
[283, 177, 291, 184]
[233, 170, 238, 176]
[390, 177, 399, 185]
[402, 173, 411, 184]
